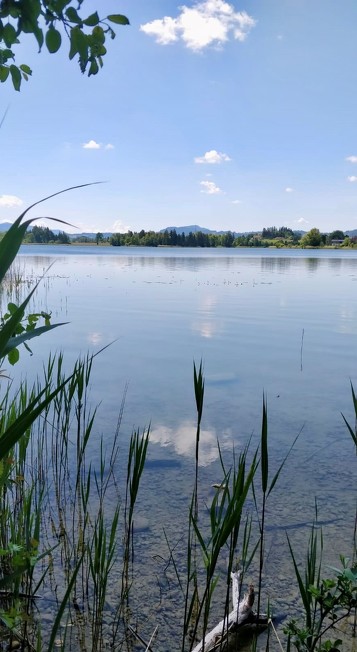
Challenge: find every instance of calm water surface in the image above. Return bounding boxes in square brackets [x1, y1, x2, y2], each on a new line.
[11, 245, 357, 648]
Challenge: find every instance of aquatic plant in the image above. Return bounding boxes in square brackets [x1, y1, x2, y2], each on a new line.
[283, 393, 357, 652]
[285, 525, 357, 651]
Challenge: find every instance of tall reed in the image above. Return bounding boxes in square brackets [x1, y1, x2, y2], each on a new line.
[181, 362, 259, 652]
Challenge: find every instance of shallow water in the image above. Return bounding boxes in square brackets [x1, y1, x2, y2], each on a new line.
[6, 245, 357, 649]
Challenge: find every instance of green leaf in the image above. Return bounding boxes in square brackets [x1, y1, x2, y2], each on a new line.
[107, 14, 130, 26]
[9, 64, 21, 90]
[88, 57, 98, 76]
[0, 292, 34, 359]
[65, 7, 82, 24]
[0, 47, 14, 64]
[83, 12, 99, 27]
[92, 25, 105, 44]
[0, 65, 9, 82]
[342, 567, 357, 582]
[33, 24, 44, 51]
[7, 302, 17, 315]
[7, 348, 19, 366]
[3, 23, 17, 47]
[19, 63, 32, 79]
[69, 26, 88, 62]
[5, 322, 68, 355]
[45, 27, 62, 53]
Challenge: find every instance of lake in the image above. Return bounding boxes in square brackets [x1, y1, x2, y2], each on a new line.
[7, 245, 357, 649]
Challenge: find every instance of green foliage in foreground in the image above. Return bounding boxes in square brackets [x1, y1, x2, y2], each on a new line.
[0, 0, 129, 90]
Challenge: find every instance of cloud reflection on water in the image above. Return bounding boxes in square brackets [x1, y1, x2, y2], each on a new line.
[150, 420, 233, 466]
[191, 293, 221, 339]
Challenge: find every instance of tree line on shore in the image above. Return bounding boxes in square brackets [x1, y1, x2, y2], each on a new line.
[15, 225, 357, 248]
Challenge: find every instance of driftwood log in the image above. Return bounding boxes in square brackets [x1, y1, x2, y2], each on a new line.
[192, 572, 268, 652]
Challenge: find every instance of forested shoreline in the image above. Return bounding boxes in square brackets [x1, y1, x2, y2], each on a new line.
[16, 225, 357, 248]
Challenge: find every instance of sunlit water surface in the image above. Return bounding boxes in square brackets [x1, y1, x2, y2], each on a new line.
[6, 245, 357, 649]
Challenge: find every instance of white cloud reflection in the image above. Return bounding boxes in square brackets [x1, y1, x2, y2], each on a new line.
[87, 332, 103, 345]
[191, 294, 220, 338]
[150, 421, 232, 466]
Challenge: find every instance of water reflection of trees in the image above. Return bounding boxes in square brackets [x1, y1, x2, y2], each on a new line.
[260, 257, 293, 273]
[120, 256, 246, 273]
[327, 258, 342, 270]
[306, 257, 320, 272]
[19, 250, 357, 277]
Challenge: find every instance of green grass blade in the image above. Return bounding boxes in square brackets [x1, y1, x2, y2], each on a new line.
[342, 414, 357, 447]
[341, 382, 357, 447]
[193, 359, 204, 424]
[0, 219, 30, 284]
[287, 534, 312, 629]
[47, 555, 83, 652]
[4, 322, 69, 355]
[0, 183, 101, 284]
[0, 373, 74, 459]
[267, 428, 301, 498]
[261, 394, 268, 493]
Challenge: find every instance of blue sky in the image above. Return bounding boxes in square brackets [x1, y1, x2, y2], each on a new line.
[1, 0, 357, 234]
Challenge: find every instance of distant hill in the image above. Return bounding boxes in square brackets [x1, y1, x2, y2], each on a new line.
[161, 225, 244, 236]
[68, 232, 112, 240]
[346, 229, 357, 237]
[0, 222, 13, 232]
[161, 225, 217, 235]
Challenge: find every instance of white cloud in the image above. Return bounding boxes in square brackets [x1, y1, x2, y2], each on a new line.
[141, 16, 178, 45]
[82, 140, 114, 150]
[285, 187, 294, 193]
[200, 180, 222, 194]
[83, 139, 101, 149]
[195, 149, 231, 164]
[0, 195, 23, 208]
[140, 0, 256, 51]
[347, 176, 357, 182]
[112, 219, 131, 233]
[346, 155, 357, 163]
[231, 199, 241, 204]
